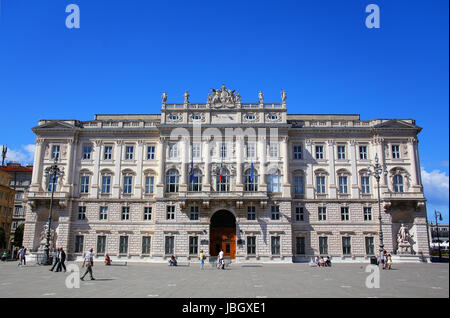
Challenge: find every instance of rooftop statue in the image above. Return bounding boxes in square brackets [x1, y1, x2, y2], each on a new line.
[258, 90, 264, 103]
[281, 89, 286, 102]
[210, 84, 238, 107]
[162, 91, 168, 103]
[184, 90, 190, 103]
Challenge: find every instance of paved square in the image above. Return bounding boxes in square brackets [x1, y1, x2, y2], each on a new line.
[0, 261, 448, 298]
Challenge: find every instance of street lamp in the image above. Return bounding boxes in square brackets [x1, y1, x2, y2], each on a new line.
[43, 156, 64, 265]
[434, 210, 443, 261]
[367, 153, 388, 260]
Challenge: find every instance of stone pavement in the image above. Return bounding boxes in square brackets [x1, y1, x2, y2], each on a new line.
[0, 261, 448, 298]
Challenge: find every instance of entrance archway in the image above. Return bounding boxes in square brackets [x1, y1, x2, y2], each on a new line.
[210, 210, 236, 259]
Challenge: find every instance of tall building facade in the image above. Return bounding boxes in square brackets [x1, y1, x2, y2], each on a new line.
[0, 163, 33, 255]
[23, 86, 430, 263]
[0, 169, 15, 253]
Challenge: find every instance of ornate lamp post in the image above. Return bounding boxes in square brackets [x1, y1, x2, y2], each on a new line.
[43, 156, 64, 265]
[367, 153, 388, 259]
[434, 210, 443, 261]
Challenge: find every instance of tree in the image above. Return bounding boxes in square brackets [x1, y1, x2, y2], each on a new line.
[13, 223, 24, 248]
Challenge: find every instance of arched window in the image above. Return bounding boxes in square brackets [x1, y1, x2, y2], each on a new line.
[216, 168, 230, 192]
[393, 174, 404, 193]
[165, 169, 179, 193]
[244, 168, 258, 192]
[267, 169, 281, 193]
[293, 171, 305, 194]
[189, 169, 202, 192]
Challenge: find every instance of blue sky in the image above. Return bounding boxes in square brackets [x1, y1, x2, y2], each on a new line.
[0, 0, 448, 222]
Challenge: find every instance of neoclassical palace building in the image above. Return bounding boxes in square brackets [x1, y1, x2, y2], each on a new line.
[23, 85, 430, 263]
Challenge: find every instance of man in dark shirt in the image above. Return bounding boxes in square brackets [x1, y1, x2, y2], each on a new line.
[56, 248, 66, 272]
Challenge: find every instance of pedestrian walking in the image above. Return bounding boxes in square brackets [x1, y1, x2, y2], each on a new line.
[17, 247, 25, 266]
[387, 254, 392, 270]
[56, 248, 66, 272]
[80, 248, 95, 281]
[49, 248, 60, 272]
[380, 249, 387, 270]
[217, 249, 224, 270]
[1, 251, 7, 262]
[199, 250, 205, 270]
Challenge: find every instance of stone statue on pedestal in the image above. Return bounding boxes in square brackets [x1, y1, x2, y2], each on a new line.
[258, 90, 264, 103]
[396, 223, 414, 255]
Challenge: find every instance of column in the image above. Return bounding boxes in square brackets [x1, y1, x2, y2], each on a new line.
[305, 140, 314, 198]
[258, 133, 267, 192]
[349, 140, 359, 198]
[327, 140, 336, 198]
[91, 140, 101, 198]
[203, 137, 211, 192]
[281, 136, 290, 198]
[235, 136, 243, 191]
[135, 140, 144, 197]
[179, 137, 188, 193]
[408, 137, 420, 188]
[156, 137, 166, 197]
[30, 138, 44, 192]
[63, 138, 76, 195]
[113, 140, 123, 198]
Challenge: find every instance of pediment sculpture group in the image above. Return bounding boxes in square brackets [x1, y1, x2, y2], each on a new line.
[161, 84, 287, 105]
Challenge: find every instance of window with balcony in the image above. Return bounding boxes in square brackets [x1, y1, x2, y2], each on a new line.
[166, 169, 179, 193]
[393, 174, 404, 192]
[244, 168, 258, 192]
[267, 169, 281, 193]
[189, 169, 202, 192]
[216, 168, 230, 192]
[47, 176, 58, 192]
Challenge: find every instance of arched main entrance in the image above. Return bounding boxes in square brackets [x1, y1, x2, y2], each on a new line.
[210, 210, 236, 259]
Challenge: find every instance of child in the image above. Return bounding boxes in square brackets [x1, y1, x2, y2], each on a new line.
[387, 254, 392, 270]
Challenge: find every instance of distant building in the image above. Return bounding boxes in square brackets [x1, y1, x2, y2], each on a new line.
[0, 163, 33, 255]
[428, 223, 449, 248]
[0, 169, 15, 253]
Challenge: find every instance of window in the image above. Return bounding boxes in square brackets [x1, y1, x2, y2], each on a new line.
[247, 236, 256, 255]
[296, 237, 305, 255]
[318, 207, 327, 221]
[47, 176, 58, 192]
[393, 175, 404, 192]
[342, 237, 351, 255]
[169, 143, 178, 159]
[189, 169, 202, 192]
[293, 145, 302, 160]
[392, 145, 400, 159]
[315, 145, 324, 159]
[246, 114, 255, 120]
[125, 146, 134, 160]
[144, 207, 152, 220]
[271, 236, 280, 255]
[142, 236, 151, 254]
[121, 207, 130, 220]
[104, 146, 113, 160]
[361, 176, 370, 194]
[123, 175, 133, 194]
[337, 145, 346, 160]
[51, 145, 60, 159]
[268, 143, 278, 158]
[220, 143, 227, 158]
[295, 207, 304, 221]
[97, 236, 106, 254]
[80, 175, 90, 193]
[244, 168, 258, 192]
[192, 143, 201, 158]
[168, 114, 179, 121]
[338, 176, 348, 194]
[165, 236, 174, 254]
[190, 206, 199, 220]
[359, 146, 368, 160]
[364, 207, 372, 221]
[145, 176, 154, 194]
[216, 168, 230, 192]
[267, 170, 281, 193]
[166, 169, 179, 193]
[119, 236, 128, 254]
[294, 175, 304, 194]
[271, 205, 280, 220]
[365, 237, 374, 255]
[247, 206, 256, 220]
[75, 235, 84, 253]
[101, 175, 111, 194]
[268, 114, 279, 120]
[192, 115, 202, 121]
[99, 206, 108, 220]
[82, 145, 92, 160]
[246, 143, 256, 158]
[189, 236, 198, 255]
[319, 237, 328, 255]
[166, 205, 175, 220]
[147, 146, 155, 160]
[78, 206, 86, 220]
[316, 176, 326, 194]
[341, 207, 349, 221]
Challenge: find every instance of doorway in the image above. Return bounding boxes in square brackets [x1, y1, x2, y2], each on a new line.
[210, 210, 236, 259]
